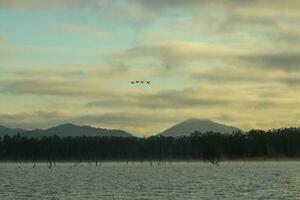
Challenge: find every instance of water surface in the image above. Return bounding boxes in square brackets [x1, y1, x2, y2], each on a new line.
[0, 161, 299, 199]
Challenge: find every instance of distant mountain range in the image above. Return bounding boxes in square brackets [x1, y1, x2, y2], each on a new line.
[0, 123, 134, 138]
[0, 125, 27, 137]
[159, 118, 242, 137]
[0, 118, 242, 138]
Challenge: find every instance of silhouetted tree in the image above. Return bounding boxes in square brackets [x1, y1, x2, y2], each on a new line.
[1, 128, 300, 164]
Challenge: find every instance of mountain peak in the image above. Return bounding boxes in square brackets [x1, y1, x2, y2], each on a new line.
[183, 118, 212, 123]
[159, 118, 241, 137]
[54, 123, 79, 128]
[46, 123, 134, 137]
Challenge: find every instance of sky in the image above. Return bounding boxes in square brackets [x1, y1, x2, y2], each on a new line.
[1, 0, 300, 136]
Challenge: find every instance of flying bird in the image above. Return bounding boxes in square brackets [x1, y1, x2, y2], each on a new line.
[131, 80, 151, 85]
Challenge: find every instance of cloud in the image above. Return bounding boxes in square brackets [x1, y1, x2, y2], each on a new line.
[2, 0, 300, 135]
[2, 81, 300, 135]
[0, 79, 87, 96]
[0, 78, 128, 98]
[238, 53, 300, 71]
[105, 41, 246, 72]
[15, 67, 85, 78]
[0, 0, 82, 10]
[1, 0, 298, 11]
[0, 110, 69, 129]
[0, 0, 157, 25]
[9, 65, 157, 86]
[105, 40, 300, 75]
[136, 0, 300, 14]
[3, 0, 299, 27]
[191, 66, 300, 86]
[88, 67, 156, 80]
[0, 77, 145, 100]
[86, 88, 230, 109]
[3, 0, 300, 30]
[54, 23, 109, 38]
[71, 112, 180, 127]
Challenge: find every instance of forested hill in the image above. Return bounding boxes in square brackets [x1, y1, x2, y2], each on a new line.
[0, 123, 134, 138]
[1, 128, 300, 165]
[0, 126, 27, 138]
[159, 119, 241, 137]
[0, 119, 241, 138]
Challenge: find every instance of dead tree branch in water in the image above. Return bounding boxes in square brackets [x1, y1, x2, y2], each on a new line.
[71, 160, 82, 168]
[47, 155, 52, 168]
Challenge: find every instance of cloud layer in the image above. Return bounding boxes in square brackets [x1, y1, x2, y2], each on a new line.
[1, 0, 300, 135]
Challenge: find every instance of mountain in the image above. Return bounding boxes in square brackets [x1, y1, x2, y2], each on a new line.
[159, 118, 242, 137]
[0, 123, 134, 138]
[0, 125, 27, 137]
[45, 123, 133, 137]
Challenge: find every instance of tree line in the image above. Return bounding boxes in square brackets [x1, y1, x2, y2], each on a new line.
[1, 128, 300, 165]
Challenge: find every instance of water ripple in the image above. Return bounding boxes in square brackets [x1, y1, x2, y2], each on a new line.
[0, 162, 299, 200]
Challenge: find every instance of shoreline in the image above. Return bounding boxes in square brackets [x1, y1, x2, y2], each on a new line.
[1, 157, 300, 164]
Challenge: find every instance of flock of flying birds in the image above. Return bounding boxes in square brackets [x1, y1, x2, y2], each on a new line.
[131, 81, 151, 84]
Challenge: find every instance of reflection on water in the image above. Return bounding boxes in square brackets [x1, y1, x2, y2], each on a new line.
[0, 162, 299, 199]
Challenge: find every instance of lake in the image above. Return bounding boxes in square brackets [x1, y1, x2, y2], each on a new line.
[0, 161, 299, 199]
